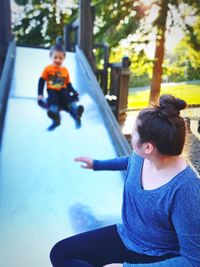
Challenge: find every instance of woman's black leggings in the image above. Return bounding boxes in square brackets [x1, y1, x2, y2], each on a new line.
[50, 225, 175, 267]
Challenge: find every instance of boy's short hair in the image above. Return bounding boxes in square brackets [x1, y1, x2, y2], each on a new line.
[50, 36, 66, 56]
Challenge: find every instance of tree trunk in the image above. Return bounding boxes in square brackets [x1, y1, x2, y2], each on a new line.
[149, 0, 168, 105]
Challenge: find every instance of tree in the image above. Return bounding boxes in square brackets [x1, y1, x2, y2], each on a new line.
[109, 46, 153, 87]
[149, 0, 200, 104]
[149, 0, 168, 104]
[92, 0, 145, 47]
[165, 14, 200, 83]
[13, 0, 200, 103]
[92, 0, 200, 103]
[13, 0, 77, 46]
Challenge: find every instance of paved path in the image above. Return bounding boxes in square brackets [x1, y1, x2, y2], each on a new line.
[122, 108, 200, 138]
[122, 107, 200, 174]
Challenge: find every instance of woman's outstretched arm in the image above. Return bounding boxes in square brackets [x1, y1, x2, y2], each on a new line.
[75, 156, 130, 171]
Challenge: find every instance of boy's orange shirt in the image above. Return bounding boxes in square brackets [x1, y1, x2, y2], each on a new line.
[41, 64, 71, 90]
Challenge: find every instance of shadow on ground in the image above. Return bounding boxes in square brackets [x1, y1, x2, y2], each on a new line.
[69, 203, 121, 234]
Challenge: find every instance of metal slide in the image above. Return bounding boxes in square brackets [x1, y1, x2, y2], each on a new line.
[0, 47, 125, 267]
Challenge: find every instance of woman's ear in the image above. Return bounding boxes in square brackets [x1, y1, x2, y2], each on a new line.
[143, 142, 154, 155]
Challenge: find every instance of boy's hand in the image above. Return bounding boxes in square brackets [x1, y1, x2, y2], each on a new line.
[38, 95, 43, 100]
[69, 91, 79, 101]
[74, 157, 93, 169]
[37, 95, 47, 108]
[74, 91, 79, 101]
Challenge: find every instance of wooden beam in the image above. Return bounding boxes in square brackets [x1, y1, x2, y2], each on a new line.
[0, 40, 16, 147]
[0, 0, 12, 74]
[76, 46, 132, 158]
[78, 0, 94, 68]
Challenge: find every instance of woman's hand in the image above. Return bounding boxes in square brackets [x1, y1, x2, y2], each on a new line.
[74, 156, 93, 169]
[37, 95, 47, 108]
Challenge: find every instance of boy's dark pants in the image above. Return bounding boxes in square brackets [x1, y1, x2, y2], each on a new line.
[47, 89, 78, 118]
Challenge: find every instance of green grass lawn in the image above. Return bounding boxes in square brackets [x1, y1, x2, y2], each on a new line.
[128, 82, 200, 109]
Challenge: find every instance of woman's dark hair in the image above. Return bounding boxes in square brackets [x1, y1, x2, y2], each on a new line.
[137, 94, 187, 155]
[50, 36, 65, 56]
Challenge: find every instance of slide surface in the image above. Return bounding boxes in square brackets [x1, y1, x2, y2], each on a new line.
[0, 47, 124, 267]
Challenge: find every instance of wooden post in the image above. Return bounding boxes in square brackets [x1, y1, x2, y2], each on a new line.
[109, 57, 130, 123]
[64, 19, 79, 52]
[118, 56, 131, 123]
[94, 43, 110, 94]
[0, 0, 12, 75]
[102, 43, 109, 95]
[78, 0, 94, 68]
[64, 25, 72, 51]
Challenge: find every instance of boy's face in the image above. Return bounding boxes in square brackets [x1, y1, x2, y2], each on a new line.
[51, 51, 65, 67]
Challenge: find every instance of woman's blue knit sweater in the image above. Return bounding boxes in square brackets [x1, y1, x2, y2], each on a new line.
[93, 152, 200, 266]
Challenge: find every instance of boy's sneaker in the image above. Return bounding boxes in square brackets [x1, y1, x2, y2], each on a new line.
[47, 119, 61, 131]
[76, 105, 84, 121]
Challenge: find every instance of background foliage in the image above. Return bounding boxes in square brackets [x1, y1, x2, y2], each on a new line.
[13, 0, 77, 46]
[12, 0, 200, 92]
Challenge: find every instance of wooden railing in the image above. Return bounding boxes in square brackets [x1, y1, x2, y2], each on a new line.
[76, 46, 132, 157]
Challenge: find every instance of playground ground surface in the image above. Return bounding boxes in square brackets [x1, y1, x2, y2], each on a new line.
[128, 81, 200, 109]
[122, 107, 200, 174]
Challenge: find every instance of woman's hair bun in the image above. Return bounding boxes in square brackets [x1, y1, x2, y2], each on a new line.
[158, 94, 187, 118]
